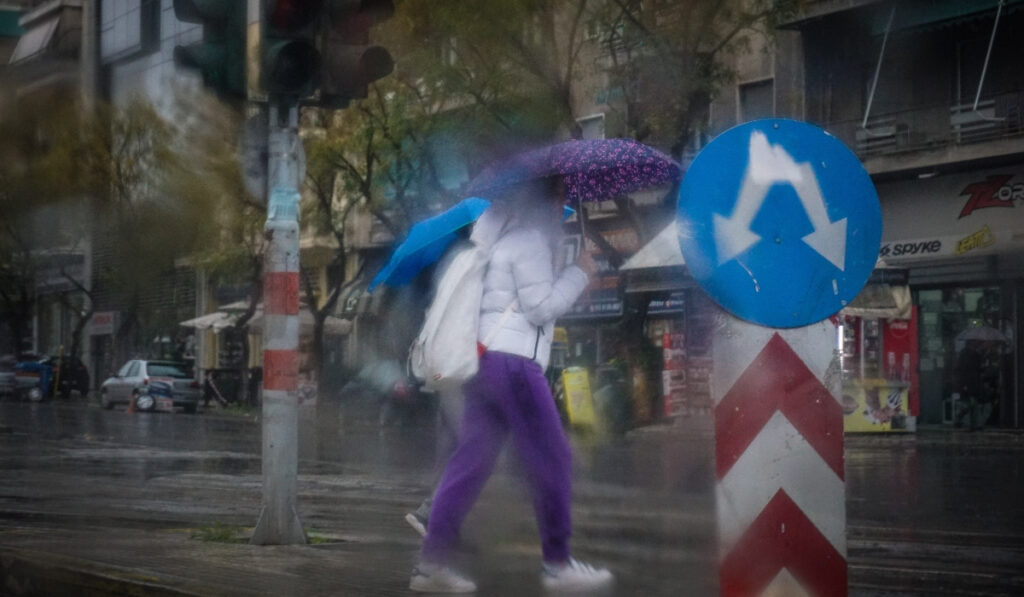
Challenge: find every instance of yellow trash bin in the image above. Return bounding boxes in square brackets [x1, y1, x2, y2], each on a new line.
[561, 367, 597, 431]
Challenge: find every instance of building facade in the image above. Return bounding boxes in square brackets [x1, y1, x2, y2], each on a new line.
[2, 0, 92, 367]
[788, 0, 1024, 428]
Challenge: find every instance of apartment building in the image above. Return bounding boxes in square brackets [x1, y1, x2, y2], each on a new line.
[2, 0, 91, 362]
[787, 0, 1024, 427]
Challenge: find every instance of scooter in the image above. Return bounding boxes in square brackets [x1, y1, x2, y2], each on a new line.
[340, 359, 434, 428]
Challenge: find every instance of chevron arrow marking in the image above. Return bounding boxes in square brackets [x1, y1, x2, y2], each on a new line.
[717, 410, 846, 557]
[715, 333, 844, 480]
[720, 490, 848, 597]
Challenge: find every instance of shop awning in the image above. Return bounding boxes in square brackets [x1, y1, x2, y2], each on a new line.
[620, 223, 684, 271]
[842, 283, 912, 320]
[179, 311, 238, 332]
[248, 310, 352, 336]
[8, 15, 57, 64]
[180, 303, 352, 336]
[866, 0, 1024, 36]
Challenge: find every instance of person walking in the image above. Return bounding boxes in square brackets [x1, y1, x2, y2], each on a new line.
[409, 177, 613, 594]
[955, 339, 994, 430]
[405, 384, 464, 537]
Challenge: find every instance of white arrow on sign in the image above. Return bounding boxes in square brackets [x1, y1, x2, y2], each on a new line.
[713, 131, 847, 270]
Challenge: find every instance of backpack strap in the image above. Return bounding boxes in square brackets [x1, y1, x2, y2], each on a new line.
[478, 299, 518, 356]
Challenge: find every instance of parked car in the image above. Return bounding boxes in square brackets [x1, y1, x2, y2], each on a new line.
[100, 360, 200, 413]
[11, 354, 90, 401]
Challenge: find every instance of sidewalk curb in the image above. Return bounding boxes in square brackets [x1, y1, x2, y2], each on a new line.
[0, 547, 201, 597]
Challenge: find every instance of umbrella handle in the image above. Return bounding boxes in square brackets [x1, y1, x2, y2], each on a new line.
[577, 206, 586, 254]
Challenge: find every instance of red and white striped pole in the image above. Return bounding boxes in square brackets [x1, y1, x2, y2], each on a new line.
[251, 104, 307, 545]
[712, 312, 846, 596]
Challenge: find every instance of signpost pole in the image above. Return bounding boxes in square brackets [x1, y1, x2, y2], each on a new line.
[675, 119, 881, 595]
[251, 103, 306, 545]
[712, 314, 846, 596]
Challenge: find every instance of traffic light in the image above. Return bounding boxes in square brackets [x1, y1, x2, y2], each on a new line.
[263, 0, 323, 99]
[320, 0, 395, 107]
[173, 0, 247, 98]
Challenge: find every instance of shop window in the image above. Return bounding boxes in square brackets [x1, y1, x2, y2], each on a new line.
[917, 286, 1010, 426]
[738, 78, 774, 122]
[577, 113, 606, 140]
[100, 0, 160, 63]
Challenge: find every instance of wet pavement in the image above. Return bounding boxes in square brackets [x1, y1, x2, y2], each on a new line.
[0, 400, 1022, 595]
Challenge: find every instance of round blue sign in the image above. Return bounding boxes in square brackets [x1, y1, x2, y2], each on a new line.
[677, 119, 882, 328]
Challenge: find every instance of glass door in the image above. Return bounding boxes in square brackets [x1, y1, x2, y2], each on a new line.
[916, 286, 1010, 427]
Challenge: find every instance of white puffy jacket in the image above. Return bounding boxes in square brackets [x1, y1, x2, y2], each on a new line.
[477, 225, 589, 370]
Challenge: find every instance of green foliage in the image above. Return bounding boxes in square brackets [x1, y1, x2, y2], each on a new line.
[392, 0, 588, 147]
[0, 93, 108, 354]
[305, 76, 468, 238]
[0, 85, 257, 354]
[307, 531, 332, 545]
[163, 92, 265, 290]
[389, 0, 803, 158]
[217, 403, 259, 418]
[190, 522, 246, 543]
[588, 0, 804, 154]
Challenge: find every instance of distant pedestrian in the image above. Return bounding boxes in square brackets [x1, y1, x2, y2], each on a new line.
[955, 340, 994, 430]
[405, 231, 474, 538]
[409, 177, 612, 594]
[248, 366, 262, 406]
[404, 385, 463, 537]
[202, 371, 214, 407]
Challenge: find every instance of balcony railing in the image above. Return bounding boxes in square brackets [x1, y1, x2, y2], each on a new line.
[822, 91, 1024, 159]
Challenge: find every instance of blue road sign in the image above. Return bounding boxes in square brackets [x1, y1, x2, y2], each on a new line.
[677, 119, 882, 328]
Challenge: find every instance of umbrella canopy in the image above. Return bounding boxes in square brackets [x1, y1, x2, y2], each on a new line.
[955, 325, 1008, 351]
[466, 138, 682, 203]
[368, 198, 576, 292]
[368, 197, 490, 292]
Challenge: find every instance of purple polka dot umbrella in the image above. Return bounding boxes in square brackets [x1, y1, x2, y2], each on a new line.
[466, 138, 682, 203]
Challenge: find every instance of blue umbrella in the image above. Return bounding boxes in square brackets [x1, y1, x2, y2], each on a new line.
[368, 198, 490, 292]
[369, 197, 575, 291]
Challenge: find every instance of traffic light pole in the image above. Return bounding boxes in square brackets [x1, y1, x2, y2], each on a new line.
[251, 102, 307, 546]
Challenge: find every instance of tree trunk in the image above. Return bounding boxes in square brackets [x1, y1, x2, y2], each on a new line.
[311, 315, 326, 390]
[68, 304, 93, 362]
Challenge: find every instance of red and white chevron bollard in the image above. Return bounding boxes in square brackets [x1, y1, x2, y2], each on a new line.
[713, 312, 846, 596]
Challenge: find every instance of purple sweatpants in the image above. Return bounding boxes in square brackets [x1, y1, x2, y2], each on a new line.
[421, 351, 572, 564]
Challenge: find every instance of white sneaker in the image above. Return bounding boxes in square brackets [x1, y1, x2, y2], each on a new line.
[541, 558, 613, 592]
[405, 512, 428, 537]
[410, 562, 477, 593]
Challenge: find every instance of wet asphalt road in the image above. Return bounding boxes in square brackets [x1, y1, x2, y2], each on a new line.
[1, 399, 1023, 595]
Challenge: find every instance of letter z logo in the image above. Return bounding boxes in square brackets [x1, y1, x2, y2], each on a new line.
[959, 175, 1014, 218]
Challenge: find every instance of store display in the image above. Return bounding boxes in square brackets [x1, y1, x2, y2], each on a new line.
[662, 325, 687, 418]
[839, 313, 916, 433]
[842, 380, 909, 432]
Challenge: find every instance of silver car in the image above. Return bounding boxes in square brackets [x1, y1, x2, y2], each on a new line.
[100, 360, 201, 413]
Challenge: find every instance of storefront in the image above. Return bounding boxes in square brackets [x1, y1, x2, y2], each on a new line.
[622, 223, 922, 433]
[838, 267, 917, 432]
[556, 225, 643, 430]
[619, 223, 717, 422]
[877, 165, 1024, 428]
